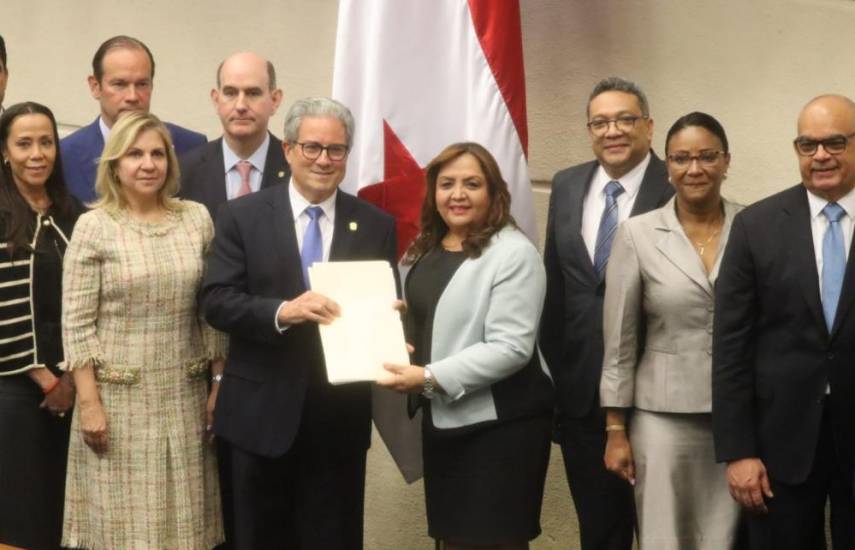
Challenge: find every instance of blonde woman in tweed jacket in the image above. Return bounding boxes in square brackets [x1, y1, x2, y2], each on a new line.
[60, 112, 226, 550]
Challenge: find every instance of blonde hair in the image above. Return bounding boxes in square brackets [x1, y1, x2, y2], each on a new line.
[90, 111, 183, 211]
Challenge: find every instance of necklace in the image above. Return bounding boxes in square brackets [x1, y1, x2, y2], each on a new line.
[693, 227, 720, 256]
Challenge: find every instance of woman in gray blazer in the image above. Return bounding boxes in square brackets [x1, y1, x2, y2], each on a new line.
[600, 113, 742, 549]
[380, 142, 553, 550]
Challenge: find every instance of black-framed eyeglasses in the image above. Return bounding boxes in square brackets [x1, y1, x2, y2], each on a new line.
[793, 132, 855, 157]
[667, 151, 726, 168]
[294, 141, 349, 161]
[586, 115, 648, 135]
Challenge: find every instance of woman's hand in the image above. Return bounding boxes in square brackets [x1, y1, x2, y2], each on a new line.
[79, 400, 109, 455]
[206, 358, 225, 444]
[604, 430, 635, 486]
[40, 373, 75, 417]
[378, 363, 425, 393]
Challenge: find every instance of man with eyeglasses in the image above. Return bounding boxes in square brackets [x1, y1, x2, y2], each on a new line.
[180, 52, 289, 221]
[540, 77, 673, 550]
[200, 97, 397, 550]
[713, 94, 855, 549]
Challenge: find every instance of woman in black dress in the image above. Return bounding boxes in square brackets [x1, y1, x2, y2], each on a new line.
[380, 143, 552, 550]
[0, 102, 83, 550]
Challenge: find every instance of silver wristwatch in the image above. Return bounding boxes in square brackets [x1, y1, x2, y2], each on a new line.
[422, 366, 436, 399]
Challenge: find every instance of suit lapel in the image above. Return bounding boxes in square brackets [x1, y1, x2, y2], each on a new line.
[785, 188, 827, 334]
[630, 152, 670, 216]
[654, 198, 713, 296]
[562, 163, 599, 283]
[204, 139, 228, 208]
[260, 135, 290, 190]
[270, 185, 305, 291]
[330, 192, 358, 261]
[830, 207, 855, 338]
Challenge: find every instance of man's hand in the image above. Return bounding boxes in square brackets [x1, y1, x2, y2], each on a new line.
[726, 457, 773, 513]
[277, 291, 341, 325]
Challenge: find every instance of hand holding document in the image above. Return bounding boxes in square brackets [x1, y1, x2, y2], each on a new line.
[308, 261, 409, 384]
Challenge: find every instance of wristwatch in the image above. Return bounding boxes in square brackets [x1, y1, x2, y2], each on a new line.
[212, 373, 224, 384]
[422, 366, 436, 399]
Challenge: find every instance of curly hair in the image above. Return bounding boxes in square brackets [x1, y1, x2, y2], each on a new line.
[403, 142, 515, 264]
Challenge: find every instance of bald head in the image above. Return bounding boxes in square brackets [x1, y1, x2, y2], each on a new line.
[211, 52, 283, 155]
[216, 52, 276, 91]
[795, 94, 855, 202]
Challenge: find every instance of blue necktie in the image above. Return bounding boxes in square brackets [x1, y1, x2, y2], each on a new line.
[593, 180, 625, 279]
[301, 206, 323, 288]
[822, 202, 846, 330]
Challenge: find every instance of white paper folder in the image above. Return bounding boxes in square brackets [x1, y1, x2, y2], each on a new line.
[308, 261, 409, 384]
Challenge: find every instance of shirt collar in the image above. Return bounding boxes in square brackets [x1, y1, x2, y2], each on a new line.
[807, 185, 855, 220]
[288, 179, 337, 222]
[98, 116, 111, 143]
[594, 151, 652, 200]
[222, 133, 271, 174]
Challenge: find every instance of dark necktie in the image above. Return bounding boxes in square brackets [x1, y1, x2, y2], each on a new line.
[301, 206, 324, 288]
[822, 202, 846, 329]
[593, 180, 625, 279]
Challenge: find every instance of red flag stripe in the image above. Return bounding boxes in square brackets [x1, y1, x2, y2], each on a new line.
[467, 0, 528, 157]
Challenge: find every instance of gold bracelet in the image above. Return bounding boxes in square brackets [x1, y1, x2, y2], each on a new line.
[605, 424, 626, 432]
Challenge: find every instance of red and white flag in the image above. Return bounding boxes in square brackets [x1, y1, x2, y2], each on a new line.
[332, 0, 536, 482]
[332, 0, 537, 259]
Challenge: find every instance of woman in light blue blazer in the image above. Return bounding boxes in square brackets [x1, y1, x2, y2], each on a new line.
[600, 113, 743, 549]
[380, 142, 553, 550]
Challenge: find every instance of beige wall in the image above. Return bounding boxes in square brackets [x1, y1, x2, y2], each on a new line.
[5, 1, 855, 548]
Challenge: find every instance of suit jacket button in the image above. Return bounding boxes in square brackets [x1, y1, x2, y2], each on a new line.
[828, 353, 836, 360]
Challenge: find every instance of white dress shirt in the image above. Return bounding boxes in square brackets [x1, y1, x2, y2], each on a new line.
[274, 181, 338, 331]
[580, 153, 652, 262]
[222, 134, 270, 200]
[98, 116, 111, 142]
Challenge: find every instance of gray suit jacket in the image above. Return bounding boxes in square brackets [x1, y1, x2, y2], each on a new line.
[600, 197, 742, 413]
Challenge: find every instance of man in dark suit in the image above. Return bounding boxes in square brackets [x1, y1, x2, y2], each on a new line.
[60, 35, 205, 203]
[180, 51, 287, 550]
[713, 94, 855, 549]
[200, 97, 397, 550]
[180, 52, 288, 218]
[540, 77, 673, 550]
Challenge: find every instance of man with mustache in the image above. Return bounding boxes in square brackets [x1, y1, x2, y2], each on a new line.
[714, 94, 855, 548]
[540, 77, 673, 550]
[180, 52, 289, 220]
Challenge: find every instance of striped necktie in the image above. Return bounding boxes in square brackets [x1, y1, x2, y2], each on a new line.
[593, 180, 625, 279]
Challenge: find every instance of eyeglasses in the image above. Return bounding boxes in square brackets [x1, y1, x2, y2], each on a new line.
[793, 132, 855, 157]
[667, 151, 726, 168]
[586, 115, 647, 135]
[294, 141, 349, 161]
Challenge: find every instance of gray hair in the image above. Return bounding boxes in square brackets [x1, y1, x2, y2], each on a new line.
[587, 77, 650, 118]
[283, 97, 355, 148]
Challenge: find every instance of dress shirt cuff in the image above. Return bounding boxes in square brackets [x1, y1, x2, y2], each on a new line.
[274, 301, 291, 333]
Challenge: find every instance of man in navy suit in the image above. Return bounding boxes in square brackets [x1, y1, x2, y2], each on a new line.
[539, 77, 673, 550]
[60, 35, 205, 203]
[201, 97, 397, 550]
[179, 52, 288, 219]
[714, 95, 855, 549]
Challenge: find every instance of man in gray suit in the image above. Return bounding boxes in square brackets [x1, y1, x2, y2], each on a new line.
[179, 52, 289, 219]
[540, 77, 673, 550]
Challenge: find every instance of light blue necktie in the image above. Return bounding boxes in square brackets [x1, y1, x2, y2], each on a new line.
[822, 202, 846, 330]
[593, 180, 625, 279]
[301, 206, 323, 288]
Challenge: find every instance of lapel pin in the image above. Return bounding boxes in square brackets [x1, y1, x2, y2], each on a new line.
[278, 170, 286, 178]
[349, 221, 358, 232]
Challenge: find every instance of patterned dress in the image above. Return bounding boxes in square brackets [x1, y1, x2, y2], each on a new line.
[61, 201, 226, 550]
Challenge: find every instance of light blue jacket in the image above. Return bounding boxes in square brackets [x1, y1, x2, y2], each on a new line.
[415, 226, 548, 429]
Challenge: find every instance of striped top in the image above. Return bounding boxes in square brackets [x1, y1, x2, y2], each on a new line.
[0, 214, 72, 376]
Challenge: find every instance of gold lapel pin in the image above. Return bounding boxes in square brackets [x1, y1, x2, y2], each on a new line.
[349, 221, 358, 232]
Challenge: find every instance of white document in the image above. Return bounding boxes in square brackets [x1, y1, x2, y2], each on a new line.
[308, 260, 409, 384]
